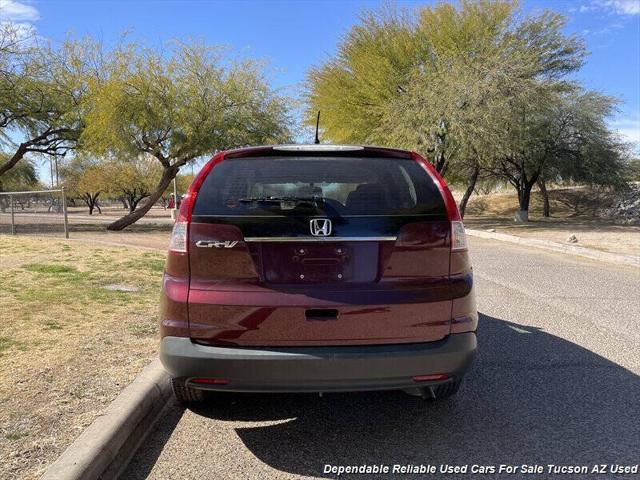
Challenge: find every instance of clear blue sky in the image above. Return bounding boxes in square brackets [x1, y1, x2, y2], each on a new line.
[1, 0, 639, 167]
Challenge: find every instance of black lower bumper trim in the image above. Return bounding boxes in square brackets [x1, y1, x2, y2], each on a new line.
[160, 333, 477, 393]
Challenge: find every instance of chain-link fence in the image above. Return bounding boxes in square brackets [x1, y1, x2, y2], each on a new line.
[0, 189, 69, 238]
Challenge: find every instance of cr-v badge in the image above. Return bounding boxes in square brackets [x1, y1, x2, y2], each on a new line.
[310, 218, 332, 237]
[196, 240, 238, 248]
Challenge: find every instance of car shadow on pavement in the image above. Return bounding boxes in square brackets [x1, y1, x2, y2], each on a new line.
[184, 313, 640, 478]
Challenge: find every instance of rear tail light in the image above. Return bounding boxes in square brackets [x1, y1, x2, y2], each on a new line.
[451, 220, 468, 251]
[168, 152, 226, 255]
[169, 221, 188, 253]
[411, 152, 467, 251]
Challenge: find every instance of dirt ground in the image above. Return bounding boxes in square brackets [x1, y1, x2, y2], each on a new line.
[0, 236, 164, 480]
[464, 216, 640, 256]
[64, 230, 171, 251]
[462, 187, 640, 256]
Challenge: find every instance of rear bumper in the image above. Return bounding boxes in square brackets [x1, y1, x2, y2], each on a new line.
[160, 332, 477, 392]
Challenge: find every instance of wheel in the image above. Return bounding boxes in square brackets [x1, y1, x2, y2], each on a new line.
[171, 378, 206, 403]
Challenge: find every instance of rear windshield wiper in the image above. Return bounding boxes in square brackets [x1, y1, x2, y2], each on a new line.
[238, 196, 326, 206]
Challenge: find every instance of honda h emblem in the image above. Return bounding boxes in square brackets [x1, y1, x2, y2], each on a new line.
[310, 218, 332, 237]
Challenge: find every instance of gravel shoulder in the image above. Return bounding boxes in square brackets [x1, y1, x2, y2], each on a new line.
[464, 216, 640, 256]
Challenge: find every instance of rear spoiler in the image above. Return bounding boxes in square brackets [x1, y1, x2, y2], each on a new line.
[223, 144, 412, 159]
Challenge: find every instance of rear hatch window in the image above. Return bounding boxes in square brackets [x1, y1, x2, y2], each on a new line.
[192, 157, 446, 217]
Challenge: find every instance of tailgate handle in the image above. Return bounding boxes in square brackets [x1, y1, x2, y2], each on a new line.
[305, 309, 339, 321]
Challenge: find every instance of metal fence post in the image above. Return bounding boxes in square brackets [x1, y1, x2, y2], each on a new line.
[10, 194, 15, 235]
[61, 187, 69, 239]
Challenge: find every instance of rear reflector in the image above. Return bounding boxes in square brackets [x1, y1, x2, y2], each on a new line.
[191, 378, 229, 385]
[413, 374, 449, 382]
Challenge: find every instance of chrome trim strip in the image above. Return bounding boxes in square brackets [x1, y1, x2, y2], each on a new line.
[243, 236, 397, 243]
[272, 145, 364, 152]
[193, 214, 439, 218]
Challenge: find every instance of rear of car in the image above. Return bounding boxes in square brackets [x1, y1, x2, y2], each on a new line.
[159, 145, 477, 402]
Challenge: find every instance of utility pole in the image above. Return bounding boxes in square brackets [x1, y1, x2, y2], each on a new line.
[171, 176, 179, 220]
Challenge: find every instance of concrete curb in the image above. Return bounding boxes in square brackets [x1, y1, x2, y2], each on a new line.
[466, 228, 640, 268]
[41, 359, 171, 480]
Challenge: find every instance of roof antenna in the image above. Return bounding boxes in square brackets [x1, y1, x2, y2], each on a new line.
[314, 111, 321, 144]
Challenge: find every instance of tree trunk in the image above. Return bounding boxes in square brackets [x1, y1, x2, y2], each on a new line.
[119, 197, 129, 209]
[84, 192, 101, 215]
[458, 164, 480, 219]
[0, 144, 27, 177]
[127, 194, 137, 213]
[0, 128, 72, 177]
[538, 179, 550, 217]
[107, 167, 178, 230]
[518, 186, 531, 211]
[515, 175, 539, 223]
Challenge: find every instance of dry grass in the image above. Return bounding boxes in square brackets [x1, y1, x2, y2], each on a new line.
[0, 236, 165, 479]
[462, 188, 640, 256]
[465, 186, 618, 219]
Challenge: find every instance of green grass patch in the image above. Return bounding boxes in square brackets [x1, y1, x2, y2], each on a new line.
[87, 287, 136, 305]
[124, 257, 165, 273]
[15, 288, 75, 304]
[128, 322, 157, 337]
[44, 320, 64, 331]
[0, 336, 26, 354]
[5, 431, 27, 442]
[70, 384, 87, 399]
[23, 263, 77, 274]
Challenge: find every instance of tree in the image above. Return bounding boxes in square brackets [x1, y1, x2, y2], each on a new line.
[61, 156, 110, 215]
[382, 0, 521, 216]
[102, 156, 163, 213]
[629, 158, 640, 182]
[0, 25, 91, 178]
[0, 156, 40, 212]
[539, 92, 629, 217]
[486, 89, 628, 220]
[305, 6, 421, 145]
[0, 156, 39, 192]
[160, 172, 195, 208]
[304, 1, 595, 219]
[81, 40, 292, 230]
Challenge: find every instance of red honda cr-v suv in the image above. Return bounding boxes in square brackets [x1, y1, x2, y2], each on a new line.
[160, 145, 477, 402]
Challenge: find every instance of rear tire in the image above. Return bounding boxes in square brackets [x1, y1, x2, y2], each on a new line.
[171, 378, 206, 404]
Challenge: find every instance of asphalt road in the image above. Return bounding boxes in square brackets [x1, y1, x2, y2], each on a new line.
[125, 237, 640, 479]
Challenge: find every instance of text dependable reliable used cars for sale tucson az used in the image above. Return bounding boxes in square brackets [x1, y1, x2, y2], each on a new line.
[159, 144, 477, 402]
